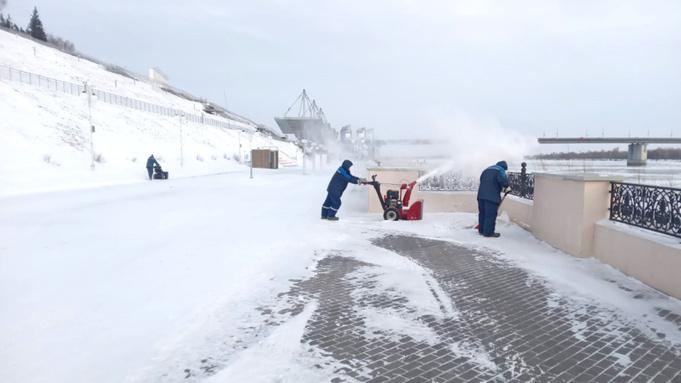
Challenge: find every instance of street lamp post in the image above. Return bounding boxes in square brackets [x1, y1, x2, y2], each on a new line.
[176, 112, 184, 166]
[301, 139, 308, 175]
[238, 130, 243, 164]
[249, 132, 253, 179]
[82, 82, 95, 170]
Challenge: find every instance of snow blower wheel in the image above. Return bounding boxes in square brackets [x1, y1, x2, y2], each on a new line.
[383, 207, 400, 221]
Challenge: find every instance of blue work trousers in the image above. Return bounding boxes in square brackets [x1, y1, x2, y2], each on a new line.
[478, 200, 499, 236]
[321, 193, 342, 218]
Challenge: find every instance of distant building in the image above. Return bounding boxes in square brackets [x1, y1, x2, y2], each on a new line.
[149, 68, 169, 86]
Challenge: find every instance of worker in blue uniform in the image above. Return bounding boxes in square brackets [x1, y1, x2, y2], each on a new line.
[477, 161, 510, 237]
[321, 159, 366, 221]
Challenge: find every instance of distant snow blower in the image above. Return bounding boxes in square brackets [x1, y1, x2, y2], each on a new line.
[153, 164, 169, 180]
[366, 175, 424, 221]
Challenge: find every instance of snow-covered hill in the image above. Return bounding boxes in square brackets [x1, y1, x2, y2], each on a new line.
[0, 29, 301, 197]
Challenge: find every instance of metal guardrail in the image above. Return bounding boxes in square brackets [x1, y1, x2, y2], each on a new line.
[0, 65, 83, 95]
[610, 182, 681, 238]
[507, 163, 534, 200]
[0, 64, 253, 131]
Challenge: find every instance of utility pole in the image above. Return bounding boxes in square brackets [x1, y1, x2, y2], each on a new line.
[82, 81, 95, 171]
[177, 112, 184, 166]
[238, 130, 242, 164]
[249, 132, 253, 179]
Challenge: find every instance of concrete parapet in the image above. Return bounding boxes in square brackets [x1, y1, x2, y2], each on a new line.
[531, 173, 624, 258]
[594, 221, 681, 299]
[500, 196, 533, 231]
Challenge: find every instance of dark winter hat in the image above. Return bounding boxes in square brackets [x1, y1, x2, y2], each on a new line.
[496, 161, 508, 170]
[342, 159, 353, 169]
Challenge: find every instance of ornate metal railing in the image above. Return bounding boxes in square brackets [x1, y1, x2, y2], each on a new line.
[507, 163, 534, 200]
[610, 182, 681, 238]
[418, 171, 477, 191]
[417, 162, 535, 199]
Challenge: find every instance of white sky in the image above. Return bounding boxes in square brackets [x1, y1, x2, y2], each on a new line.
[3, 0, 680, 143]
[2, 28, 681, 382]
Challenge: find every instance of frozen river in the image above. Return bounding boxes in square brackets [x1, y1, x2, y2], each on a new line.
[519, 159, 681, 188]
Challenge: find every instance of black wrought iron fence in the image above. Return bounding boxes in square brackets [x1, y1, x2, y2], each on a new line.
[609, 182, 681, 238]
[417, 171, 476, 191]
[507, 162, 534, 200]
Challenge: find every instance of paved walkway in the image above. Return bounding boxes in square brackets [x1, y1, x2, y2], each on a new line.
[276, 234, 681, 383]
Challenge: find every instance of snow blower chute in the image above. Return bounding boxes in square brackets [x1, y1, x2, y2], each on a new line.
[366, 175, 423, 221]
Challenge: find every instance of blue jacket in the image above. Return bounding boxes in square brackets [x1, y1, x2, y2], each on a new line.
[327, 160, 360, 197]
[477, 161, 510, 204]
[146, 156, 159, 168]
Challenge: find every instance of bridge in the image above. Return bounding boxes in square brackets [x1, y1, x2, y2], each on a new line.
[538, 137, 681, 166]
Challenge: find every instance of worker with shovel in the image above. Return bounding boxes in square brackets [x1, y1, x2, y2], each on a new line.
[477, 161, 510, 237]
[321, 159, 366, 221]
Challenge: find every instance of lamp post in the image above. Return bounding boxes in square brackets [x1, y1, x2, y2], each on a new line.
[249, 131, 253, 179]
[82, 81, 95, 170]
[301, 139, 308, 175]
[312, 145, 317, 171]
[176, 112, 184, 166]
[238, 129, 243, 164]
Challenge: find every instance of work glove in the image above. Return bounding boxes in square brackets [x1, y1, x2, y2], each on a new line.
[358, 178, 367, 185]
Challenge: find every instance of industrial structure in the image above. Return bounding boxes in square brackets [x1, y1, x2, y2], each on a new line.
[274, 89, 337, 145]
[274, 90, 375, 159]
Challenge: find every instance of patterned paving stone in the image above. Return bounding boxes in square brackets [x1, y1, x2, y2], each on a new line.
[273, 235, 681, 382]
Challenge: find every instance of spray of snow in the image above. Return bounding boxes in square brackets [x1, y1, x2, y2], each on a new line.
[415, 109, 539, 184]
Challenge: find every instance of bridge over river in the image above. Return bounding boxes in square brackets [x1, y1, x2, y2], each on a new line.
[369, 137, 681, 166]
[538, 137, 681, 166]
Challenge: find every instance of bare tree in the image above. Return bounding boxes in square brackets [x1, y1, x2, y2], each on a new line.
[0, 0, 7, 12]
[47, 33, 76, 52]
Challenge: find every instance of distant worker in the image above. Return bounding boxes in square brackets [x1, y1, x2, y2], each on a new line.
[477, 161, 510, 237]
[146, 154, 160, 180]
[321, 159, 366, 221]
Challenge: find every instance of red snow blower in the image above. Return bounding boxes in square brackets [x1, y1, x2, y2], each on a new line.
[366, 175, 424, 221]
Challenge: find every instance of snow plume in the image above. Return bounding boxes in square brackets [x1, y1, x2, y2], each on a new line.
[420, 109, 538, 181]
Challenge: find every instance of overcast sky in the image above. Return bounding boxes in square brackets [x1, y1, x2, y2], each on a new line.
[4, 0, 681, 145]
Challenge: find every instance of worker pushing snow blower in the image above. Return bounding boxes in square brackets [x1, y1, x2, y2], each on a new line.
[366, 175, 424, 221]
[476, 160, 510, 237]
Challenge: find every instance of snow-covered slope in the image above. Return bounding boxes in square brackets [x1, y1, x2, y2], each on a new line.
[0, 29, 300, 197]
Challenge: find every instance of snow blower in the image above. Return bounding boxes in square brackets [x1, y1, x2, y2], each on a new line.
[366, 175, 423, 221]
[153, 164, 169, 180]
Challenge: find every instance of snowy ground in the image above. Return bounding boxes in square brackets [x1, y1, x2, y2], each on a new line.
[2, 26, 681, 383]
[0, 28, 300, 199]
[1, 167, 680, 383]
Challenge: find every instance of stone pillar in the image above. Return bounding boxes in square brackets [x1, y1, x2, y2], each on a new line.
[531, 173, 624, 258]
[627, 143, 647, 166]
